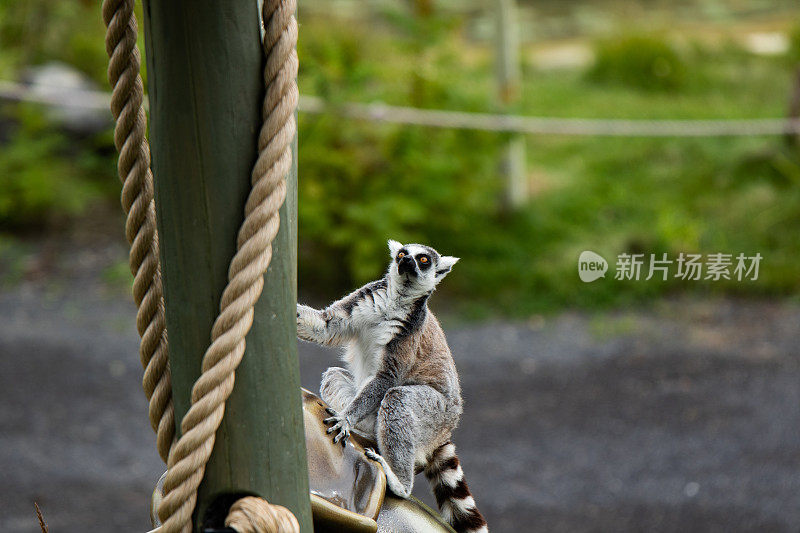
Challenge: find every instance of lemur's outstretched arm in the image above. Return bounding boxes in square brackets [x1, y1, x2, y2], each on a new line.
[296, 303, 353, 346]
[297, 278, 388, 347]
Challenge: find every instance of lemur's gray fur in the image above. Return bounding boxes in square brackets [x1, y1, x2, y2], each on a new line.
[297, 240, 488, 533]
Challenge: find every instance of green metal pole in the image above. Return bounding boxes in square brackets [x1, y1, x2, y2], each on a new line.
[141, 1, 312, 531]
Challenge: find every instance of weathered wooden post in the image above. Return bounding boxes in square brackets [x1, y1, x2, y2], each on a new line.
[496, 0, 528, 209]
[785, 66, 800, 147]
[142, 1, 312, 530]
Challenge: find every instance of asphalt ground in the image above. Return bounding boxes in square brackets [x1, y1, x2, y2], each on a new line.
[2, 243, 800, 532]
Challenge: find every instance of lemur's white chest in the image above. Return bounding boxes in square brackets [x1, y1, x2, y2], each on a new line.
[341, 288, 407, 387]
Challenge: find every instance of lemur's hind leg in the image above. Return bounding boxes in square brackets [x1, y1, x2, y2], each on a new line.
[320, 367, 357, 412]
[372, 384, 450, 499]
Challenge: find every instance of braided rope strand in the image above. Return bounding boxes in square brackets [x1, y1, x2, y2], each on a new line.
[225, 497, 300, 533]
[102, 0, 174, 464]
[155, 0, 299, 531]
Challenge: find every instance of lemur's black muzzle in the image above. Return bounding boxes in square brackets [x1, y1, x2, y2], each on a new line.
[398, 255, 417, 276]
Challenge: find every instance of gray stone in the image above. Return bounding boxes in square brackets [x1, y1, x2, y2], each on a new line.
[21, 62, 111, 135]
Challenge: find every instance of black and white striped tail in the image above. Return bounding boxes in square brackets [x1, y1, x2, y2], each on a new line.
[424, 442, 488, 533]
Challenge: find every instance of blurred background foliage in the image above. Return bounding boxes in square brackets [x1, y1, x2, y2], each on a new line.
[587, 35, 687, 90]
[0, 0, 799, 316]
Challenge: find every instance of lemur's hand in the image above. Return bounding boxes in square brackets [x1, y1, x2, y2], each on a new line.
[323, 407, 352, 446]
[296, 303, 317, 342]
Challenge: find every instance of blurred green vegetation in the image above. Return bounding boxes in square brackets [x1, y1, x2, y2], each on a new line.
[0, 1, 799, 316]
[0, 104, 115, 230]
[587, 35, 686, 91]
[0, 0, 143, 84]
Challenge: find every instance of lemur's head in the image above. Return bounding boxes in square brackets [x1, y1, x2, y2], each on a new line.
[387, 240, 459, 293]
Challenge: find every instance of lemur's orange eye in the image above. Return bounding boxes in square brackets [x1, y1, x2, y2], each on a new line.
[419, 256, 428, 263]
[397, 252, 405, 259]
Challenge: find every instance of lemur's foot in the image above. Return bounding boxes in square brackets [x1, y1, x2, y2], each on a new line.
[364, 447, 381, 461]
[323, 407, 352, 446]
[364, 448, 411, 499]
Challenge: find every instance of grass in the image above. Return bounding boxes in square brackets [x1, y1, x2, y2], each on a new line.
[450, 134, 800, 317]
[1, 1, 800, 317]
[294, 15, 800, 316]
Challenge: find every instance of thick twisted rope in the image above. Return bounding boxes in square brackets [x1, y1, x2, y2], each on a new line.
[102, 0, 174, 463]
[103, 0, 300, 531]
[225, 497, 300, 533]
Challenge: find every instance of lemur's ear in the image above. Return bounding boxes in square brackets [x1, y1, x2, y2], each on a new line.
[435, 256, 459, 278]
[388, 239, 403, 257]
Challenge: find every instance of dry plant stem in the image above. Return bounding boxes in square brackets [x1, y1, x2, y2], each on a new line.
[34, 502, 48, 533]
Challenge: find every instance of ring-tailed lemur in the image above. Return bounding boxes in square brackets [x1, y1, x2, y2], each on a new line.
[297, 240, 488, 533]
